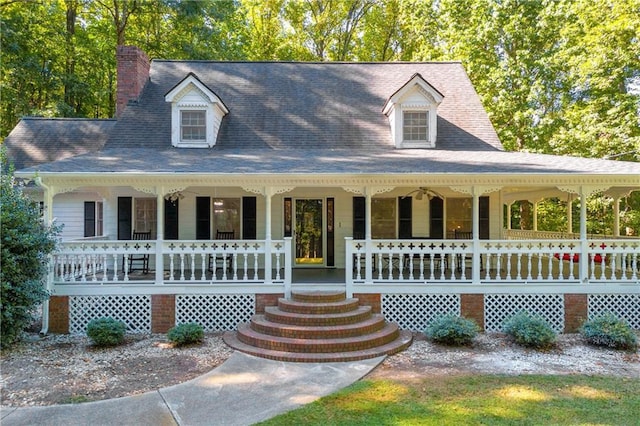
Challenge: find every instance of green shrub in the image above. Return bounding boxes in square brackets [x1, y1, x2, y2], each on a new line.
[424, 315, 479, 346]
[167, 322, 204, 346]
[503, 311, 557, 349]
[580, 314, 638, 350]
[86, 317, 126, 346]
[1, 150, 60, 348]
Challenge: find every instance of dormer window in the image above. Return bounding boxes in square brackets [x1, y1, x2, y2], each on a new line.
[181, 110, 206, 141]
[165, 73, 228, 148]
[403, 110, 428, 143]
[383, 73, 444, 149]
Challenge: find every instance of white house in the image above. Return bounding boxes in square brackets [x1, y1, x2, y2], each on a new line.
[6, 46, 639, 361]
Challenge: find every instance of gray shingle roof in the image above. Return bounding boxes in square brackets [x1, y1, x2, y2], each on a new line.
[4, 117, 116, 170]
[107, 61, 503, 152]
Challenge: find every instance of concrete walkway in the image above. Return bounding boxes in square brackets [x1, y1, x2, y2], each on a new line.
[1, 352, 384, 426]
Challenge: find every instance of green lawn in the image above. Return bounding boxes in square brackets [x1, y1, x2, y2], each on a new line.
[257, 375, 640, 425]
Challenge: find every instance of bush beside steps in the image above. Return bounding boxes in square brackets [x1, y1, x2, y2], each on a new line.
[424, 315, 479, 346]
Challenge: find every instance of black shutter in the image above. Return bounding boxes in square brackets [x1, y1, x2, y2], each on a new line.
[283, 198, 292, 237]
[326, 198, 334, 266]
[196, 197, 210, 240]
[353, 197, 365, 239]
[117, 197, 132, 240]
[429, 197, 444, 239]
[84, 201, 96, 237]
[479, 196, 490, 239]
[164, 199, 179, 240]
[242, 196, 257, 240]
[398, 197, 412, 239]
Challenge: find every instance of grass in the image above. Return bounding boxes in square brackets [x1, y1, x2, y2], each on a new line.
[257, 375, 640, 425]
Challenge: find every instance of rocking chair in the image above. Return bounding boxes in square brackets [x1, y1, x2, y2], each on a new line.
[208, 230, 235, 273]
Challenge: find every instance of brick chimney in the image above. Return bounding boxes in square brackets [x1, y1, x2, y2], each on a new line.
[116, 45, 150, 118]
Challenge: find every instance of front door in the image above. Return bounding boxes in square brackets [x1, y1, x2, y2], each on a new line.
[294, 199, 324, 266]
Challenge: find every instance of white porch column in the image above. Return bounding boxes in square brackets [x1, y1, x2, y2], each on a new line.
[155, 188, 165, 285]
[35, 178, 55, 335]
[472, 187, 480, 283]
[613, 197, 620, 237]
[567, 197, 573, 234]
[264, 188, 273, 284]
[579, 186, 588, 282]
[533, 201, 538, 231]
[364, 187, 373, 283]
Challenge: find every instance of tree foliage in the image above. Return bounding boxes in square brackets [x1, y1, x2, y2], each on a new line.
[1, 0, 638, 231]
[1, 150, 60, 348]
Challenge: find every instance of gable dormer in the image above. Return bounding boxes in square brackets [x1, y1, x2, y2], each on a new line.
[165, 73, 229, 148]
[383, 73, 444, 149]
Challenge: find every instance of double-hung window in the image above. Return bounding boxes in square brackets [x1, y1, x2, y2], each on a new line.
[181, 110, 206, 141]
[403, 111, 428, 143]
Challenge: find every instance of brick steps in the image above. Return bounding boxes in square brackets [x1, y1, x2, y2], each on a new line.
[223, 290, 413, 362]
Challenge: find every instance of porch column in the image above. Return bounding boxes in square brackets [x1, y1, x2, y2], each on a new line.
[35, 178, 55, 335]
[579, 187, 588, 282]
[264, 188, 273, 284]
[567, 197, 573, 234]
[364, 188, 373, 283]
[155, 189, 164, 285]
[613, 197, 620, 237]
[533, 202, 538, 231]
[472, 187, 480, 283]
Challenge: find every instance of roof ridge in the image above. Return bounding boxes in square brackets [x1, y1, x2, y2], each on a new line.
[19, 117, 116, 122]
[151, 59, 463, 65]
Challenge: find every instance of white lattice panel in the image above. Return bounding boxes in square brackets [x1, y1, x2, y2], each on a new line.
[69, 295, 151, 334]
[176, 294, 255, 331]
[484, 294, 564, 332]
[382, 294, 460, 331]
[588, 294, 640, 329]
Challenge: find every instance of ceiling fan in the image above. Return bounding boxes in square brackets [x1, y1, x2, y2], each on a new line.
[402, 187, 444, 201]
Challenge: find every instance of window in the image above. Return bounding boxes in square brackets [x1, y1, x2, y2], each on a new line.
[135, 198, 157, 238]
[403, 111, 428, 142]
[213, 198, 240, 235]
[371, 198, 396, 239]
[84, 201, 103, 237]
[181, 110, 206, 141]
[446, 198, 472, 236]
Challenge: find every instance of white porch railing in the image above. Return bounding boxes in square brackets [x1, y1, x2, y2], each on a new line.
[50, 238, 291, 291]
[346, 237, 640, 291]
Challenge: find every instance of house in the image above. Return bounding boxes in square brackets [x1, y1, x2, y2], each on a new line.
[5, 46, 639, 358]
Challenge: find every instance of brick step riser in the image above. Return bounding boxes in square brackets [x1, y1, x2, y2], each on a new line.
[277, 298, 360, 315]
[291, 291, 346, 304]
[223, 330, 414, 363]
[250, 315, 387, 339]
[236, 325, 400, 354]
[264, 307, 372, 326]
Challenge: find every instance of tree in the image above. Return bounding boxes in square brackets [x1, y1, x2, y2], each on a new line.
[1, 151, 60, 348]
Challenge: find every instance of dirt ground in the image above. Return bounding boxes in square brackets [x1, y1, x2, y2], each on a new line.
[1, 331, 638, 408]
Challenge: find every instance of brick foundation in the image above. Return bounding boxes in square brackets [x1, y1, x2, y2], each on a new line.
[255, 293, 284, 313]
[460, 294, 485, 331]
[151, 295, 175, 333]
[564, 294, 587, 332]
[354, 293, 381, 313]
[48, 296, 69, 334]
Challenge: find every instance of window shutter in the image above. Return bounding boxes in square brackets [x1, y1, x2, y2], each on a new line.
[398, 197, 412, 239]
[429, 197, 444, 239]
[353, 197, 365, 239]
[84, 201, 96, 237]
[196, 197, 210, 240]
[326, 198, 334, 266]
[117, 197, 132, 240]
[164, 199, 179, 240]
[479, 196, 490, 239]
[283, 198, 292, 237]
[242, 196, 257, 240]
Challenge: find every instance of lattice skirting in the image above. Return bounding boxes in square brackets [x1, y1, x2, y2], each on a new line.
[588, 294, 640, 329]
[484, 294, 565, 332]
[176, 294, 255, 331]
[381, 294, 461, 331]
[69, 295, 152, 334]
